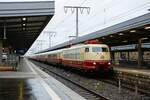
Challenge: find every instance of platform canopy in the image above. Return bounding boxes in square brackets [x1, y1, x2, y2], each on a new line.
[40, 13, 150, 53]
[0, 1, 54, 54]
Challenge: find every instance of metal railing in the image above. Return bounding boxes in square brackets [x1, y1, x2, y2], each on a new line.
[0, 54, 20, 71]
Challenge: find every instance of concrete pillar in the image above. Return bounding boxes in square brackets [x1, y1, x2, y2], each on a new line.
[0, 40, 2, 62]
[138, 39, 142, 67]
[127, 51, 130, 61]
[111, 51, 115, 62]
[3, 21, 7, 39]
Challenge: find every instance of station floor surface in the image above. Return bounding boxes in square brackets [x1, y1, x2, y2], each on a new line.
[0, 58, 86, 100]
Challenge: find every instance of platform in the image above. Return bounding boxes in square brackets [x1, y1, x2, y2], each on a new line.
[0, 66, 14, 71]
[113, 65, 150, 77]
[0, 58, 86, 100]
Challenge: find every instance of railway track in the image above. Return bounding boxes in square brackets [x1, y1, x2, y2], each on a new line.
[99, 77, 150, 96]
[31, 60, 149, 100]
[37, 63, 109, 100]
[112, 71, 150, 95]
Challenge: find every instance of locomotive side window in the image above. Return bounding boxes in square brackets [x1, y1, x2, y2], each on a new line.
[85, 47, 89, 52]
[92, 47, 108, 52]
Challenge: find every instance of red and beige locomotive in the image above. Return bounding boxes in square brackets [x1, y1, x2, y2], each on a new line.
[30, 40, 113, 73]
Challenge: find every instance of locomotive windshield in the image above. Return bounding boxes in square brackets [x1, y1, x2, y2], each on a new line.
[92, 47, 108, 52]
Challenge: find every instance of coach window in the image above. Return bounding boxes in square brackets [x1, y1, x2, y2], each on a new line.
[85, 47, 89, 52]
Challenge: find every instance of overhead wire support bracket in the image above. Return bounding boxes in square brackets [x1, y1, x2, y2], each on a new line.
[64, 6, 90, 39]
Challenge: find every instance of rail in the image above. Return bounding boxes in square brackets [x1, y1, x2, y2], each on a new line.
[38, 64, 109, 100]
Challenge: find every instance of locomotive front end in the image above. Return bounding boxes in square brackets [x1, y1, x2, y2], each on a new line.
[83, 44, 113, 72]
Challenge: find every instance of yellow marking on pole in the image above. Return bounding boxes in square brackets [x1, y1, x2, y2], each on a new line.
[19, 80, 24, 100]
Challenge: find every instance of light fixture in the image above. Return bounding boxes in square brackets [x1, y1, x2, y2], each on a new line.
[22, 17, 26, 21]
[23, 23, 26, 26]
[122, 40, 127, 42]
[23, 27, 26, 30]
[144, 26, 150, 30]
[69, 36, 76, 38]
[140, 37, 148, 41]
[130, 30, 136, 33]
[118, 33, 124, 35]
[102, 37, 105, 39]
[110, 35, 113, 37]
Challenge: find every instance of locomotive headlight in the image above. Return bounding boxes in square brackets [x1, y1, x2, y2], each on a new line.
[108, 62, 111, 65]
[93, 62, 96, 65]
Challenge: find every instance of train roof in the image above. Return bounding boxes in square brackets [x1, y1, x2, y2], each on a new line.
[41, 49, 63, 55]
[29, 44, 109, 56]
[64, 44, 109, 50]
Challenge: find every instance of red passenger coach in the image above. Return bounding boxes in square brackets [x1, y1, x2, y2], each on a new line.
[46, 50, 62, 65]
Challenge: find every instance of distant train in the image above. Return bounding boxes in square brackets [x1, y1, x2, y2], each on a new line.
[29, 41, 113, 73]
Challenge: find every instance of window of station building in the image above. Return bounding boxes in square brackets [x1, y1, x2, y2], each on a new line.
[120, 52, 128, 61]
[92, 47, 108, 52]
[143, 51, 150, 61]
[129, 51, 138, 61]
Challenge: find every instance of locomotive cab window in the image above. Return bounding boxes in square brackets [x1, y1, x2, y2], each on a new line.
[102, 47, 108, 52]
[85, 47, 89, 52]
[92, 47, 108, 52]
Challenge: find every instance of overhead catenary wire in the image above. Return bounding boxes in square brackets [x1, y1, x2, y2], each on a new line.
[52, 0, 89, 30]
[50, 0, 150, 44]
[79, 1, 150, 35]
[27, 0, 150, 54]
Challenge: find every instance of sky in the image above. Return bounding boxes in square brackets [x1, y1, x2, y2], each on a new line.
[2, 0, 150, 55]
